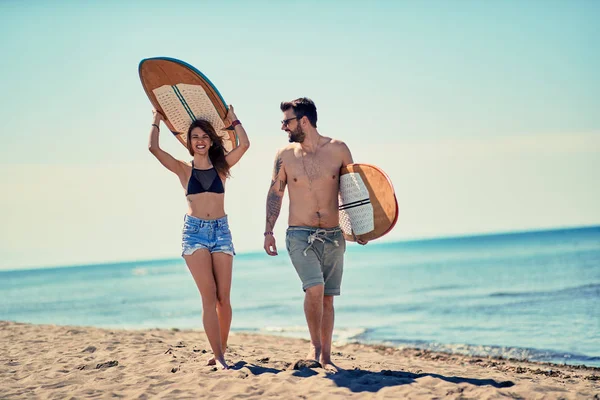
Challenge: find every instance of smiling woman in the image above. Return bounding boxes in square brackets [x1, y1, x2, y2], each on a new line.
[185, 119, 230, 186]
[144, 57, 251, 370]
[147, 106, 249, 370]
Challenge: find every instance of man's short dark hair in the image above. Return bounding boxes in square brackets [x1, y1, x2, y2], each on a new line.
[280, 97, 317, 128]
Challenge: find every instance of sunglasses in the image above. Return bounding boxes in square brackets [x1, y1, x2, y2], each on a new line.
[281, 116, 302, 127]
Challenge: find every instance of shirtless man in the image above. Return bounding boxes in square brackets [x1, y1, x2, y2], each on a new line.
[263, 97, 366, 371]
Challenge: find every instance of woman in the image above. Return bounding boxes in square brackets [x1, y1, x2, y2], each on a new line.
[149, 107, 250, 369]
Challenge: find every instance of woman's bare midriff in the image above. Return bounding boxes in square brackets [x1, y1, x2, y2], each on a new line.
[186, 192, 226, 220]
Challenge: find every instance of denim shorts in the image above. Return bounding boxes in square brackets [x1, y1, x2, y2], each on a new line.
[181, 214, 235, 257]
[285, 226, 346, 296]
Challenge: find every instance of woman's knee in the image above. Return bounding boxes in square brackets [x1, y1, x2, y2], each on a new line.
[216, 294, 231, 308]
[200, 290, 218, 309]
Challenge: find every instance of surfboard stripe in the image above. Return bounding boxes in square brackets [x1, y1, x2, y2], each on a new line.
[171, 85, 196, 122]
[174, 85, 197, 120]
[339, 203, 371, 211]
[339, 198, 371, 210]
[171, 85, 195, 122]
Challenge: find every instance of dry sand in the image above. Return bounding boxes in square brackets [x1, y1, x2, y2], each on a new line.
[1, 321, 598, 399]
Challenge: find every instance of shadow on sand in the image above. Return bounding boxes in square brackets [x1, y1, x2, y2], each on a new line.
[230, 361, 282, 376]
[325, 368, 514, 393]
[230, 361, 514, 393]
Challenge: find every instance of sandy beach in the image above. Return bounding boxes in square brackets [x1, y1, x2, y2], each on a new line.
[1, 321, 598, 399]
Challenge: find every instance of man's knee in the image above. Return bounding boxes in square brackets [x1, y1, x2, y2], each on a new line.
[305, 284, 324, 299]
[323, 295, 334, 309]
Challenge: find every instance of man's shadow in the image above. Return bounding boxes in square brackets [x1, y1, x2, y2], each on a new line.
[230, 361, 514, 393]
[325, 368, 514, 393]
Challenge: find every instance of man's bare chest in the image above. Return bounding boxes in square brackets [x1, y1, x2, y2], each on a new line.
[286, 153, 341, 184]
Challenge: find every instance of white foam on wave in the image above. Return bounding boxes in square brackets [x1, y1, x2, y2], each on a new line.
[363, 339, 594, 365]
[256, 326, 367, 345]
[132, 268, 148, 276]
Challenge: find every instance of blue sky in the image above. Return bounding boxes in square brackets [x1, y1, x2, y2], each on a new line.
[1, 0, 599, 269]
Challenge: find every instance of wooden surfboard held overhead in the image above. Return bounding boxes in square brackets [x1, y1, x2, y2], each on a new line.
[138, 57, 237, 153]
[338, 163, 398, 242]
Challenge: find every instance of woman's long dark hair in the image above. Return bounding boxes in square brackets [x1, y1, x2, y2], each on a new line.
[186, 119, 230, 178]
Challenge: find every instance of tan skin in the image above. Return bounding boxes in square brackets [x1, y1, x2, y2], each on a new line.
[263, 109, 366, 371]
[149, 107, 250, 369]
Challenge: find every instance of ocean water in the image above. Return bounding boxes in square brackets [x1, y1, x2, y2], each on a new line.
[1, 226, 599, 367]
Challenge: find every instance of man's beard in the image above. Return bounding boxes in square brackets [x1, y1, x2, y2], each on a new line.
[288, 125, 305, 143]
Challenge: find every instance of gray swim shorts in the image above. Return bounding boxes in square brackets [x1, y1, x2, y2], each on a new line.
[285, 226, 346, 296]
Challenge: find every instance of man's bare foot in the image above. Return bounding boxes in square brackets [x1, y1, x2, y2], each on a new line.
[208, 355, 228, 369]
[217, 360, 228, 370]
[306, 344, 322, 361]
[211, 354, 228, 370]
[219, 361, 229, 369]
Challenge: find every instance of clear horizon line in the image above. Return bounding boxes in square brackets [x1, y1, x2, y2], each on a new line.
[2, 223, 599, 273]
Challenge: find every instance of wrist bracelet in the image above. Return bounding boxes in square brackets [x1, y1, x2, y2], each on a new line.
[264, 231, 273, 236]
[151, 123, 160, 130]
[231, 120, 241, 128]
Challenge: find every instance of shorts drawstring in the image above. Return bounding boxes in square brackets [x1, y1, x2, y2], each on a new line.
[303, 229, 340, 256]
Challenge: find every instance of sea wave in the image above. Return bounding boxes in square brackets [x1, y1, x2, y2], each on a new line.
[489, 283, 600, 298]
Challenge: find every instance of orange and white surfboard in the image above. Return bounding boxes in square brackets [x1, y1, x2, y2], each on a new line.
[138, 57, 238, 153]
[339, 164, 398, 242]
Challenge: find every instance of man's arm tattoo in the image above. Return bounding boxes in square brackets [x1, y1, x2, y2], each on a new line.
[270, 157, 283, 188]
[266, 191, 282, 231]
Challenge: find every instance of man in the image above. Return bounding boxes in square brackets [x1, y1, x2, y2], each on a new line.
[263, 97, 366, 371]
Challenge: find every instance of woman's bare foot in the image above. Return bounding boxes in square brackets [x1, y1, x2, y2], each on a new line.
[306, 344, 321, 361]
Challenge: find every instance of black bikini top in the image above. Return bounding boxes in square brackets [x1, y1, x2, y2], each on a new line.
[187, 162, 225, 195]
